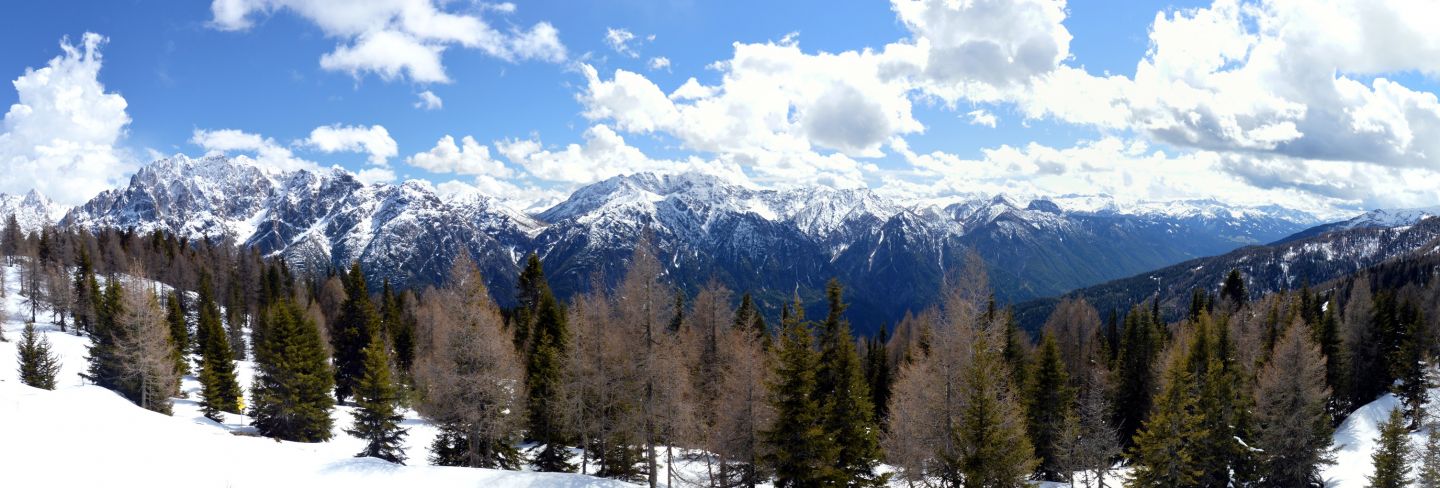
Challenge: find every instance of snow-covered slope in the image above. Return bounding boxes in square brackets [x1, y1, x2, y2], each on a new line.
[0, 264, 634, 488]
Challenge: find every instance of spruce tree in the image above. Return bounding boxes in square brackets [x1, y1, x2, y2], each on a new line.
[1115, 304, 1161, 447]
[346, 332, 408, 464]
[251, 299, 335, 442]
[164, 291, 189, 376]
[1420, 421, 1440, 488]
[814, 279, 882, 485]
[955, 335, 1037, 487]
[332, 262, 380, 404]
[1220, 268, 1247, 308]
[1026, 332, 1073, 481]
[864, 326, 893, 423]
[197, 275, 242, 422]
[527, 290, 572, 472]
[72, 248, 100, 335]
[17, 322, 60, 390]
[1129, 354, 1205, 487]
[763, 302, 839, 486]
[1369, 407, 1413, 488]
[83, 279, 124, 390]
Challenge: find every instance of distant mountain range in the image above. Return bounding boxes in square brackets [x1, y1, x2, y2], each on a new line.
[1014, 214, 1440, 330]
[5, 155, 1416, 334]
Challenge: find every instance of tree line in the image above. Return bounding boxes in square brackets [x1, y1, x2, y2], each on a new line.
[10, 214, 1440, 487]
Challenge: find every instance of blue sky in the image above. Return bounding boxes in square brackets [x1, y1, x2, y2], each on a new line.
[2, 0, 1438, 217]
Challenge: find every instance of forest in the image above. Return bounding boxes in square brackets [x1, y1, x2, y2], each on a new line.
[9, 215, 1440, 488]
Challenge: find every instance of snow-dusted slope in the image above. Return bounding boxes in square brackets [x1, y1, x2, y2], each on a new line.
[1275, 206, 1440, 244]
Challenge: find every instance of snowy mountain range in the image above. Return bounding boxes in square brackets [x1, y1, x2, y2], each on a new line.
[3, 154, 1421, 331]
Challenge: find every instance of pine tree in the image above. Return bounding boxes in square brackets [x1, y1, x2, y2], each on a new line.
[1220, 268, 1247, 308]
[83, 279, 125, 391]
[864, 326, 893, 424]
[17, 322, 60, 389]
[332, 262, 379, 404]
[527, 290, 573, 472]
[250, 299, 335, 442]
[1420, 420, 1440, 488]
[72, 248, 100, 335]
[346, 332, 408, 464]
[1129, 353, 1205, 487]
[1369, 407, 1413, 488]
[1026, 332, 1074, 481]
[197, 275, 242, 422]
[814, 279, 883, 485]
[164, 291, 189, 376]
[763, 302, 839, 486]
[955, 334, 1037, 487]
[1253, 322, 1334, 487]
[1115, 304, 1161, 447]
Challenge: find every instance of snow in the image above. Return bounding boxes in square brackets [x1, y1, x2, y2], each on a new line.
[0, 263, 635, 488]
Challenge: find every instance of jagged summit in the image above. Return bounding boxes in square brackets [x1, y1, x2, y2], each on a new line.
[57, 157, 1338, 329]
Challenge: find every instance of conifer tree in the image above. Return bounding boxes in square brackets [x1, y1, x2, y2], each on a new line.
[72, 248, 100, 335]
[1315, 298, 1348, 419]
[164, 291, 189, 376]
[17, 322, 60, 390]
[1221, 268, 1247, 308]
[1026, 332, 1073, 481]
[251, 299, 334, 442]
[814, 279, 883, 485]
[527, 290, 572, 472]
[864, 326, 893, 423]
[347, 332, 408, 464]
[955, 333, 1036, 487]
[1253, 322, 1334, 487]
[417, 252, 526, 470]
[1129, 351, 1205, 487]
[332, 262, 379, 403]
[1420, 420, 1440, 488]
[115, 282, 182, 414]
[764, 301, 839, 486]
[197, 275, 242, 421]
[83, 277, 122, 390]
[1369, 407, 1413, 488]
[1115, 304, 1161, 446]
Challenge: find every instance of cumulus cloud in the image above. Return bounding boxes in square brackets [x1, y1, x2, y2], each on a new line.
[190, 128, 318, 172]
[414, 90, 443, 110]
[579, 38, 919, 186]
[890, 0, 1072, 102]
[406, 135, 512, 176]
[648, 56, 671, 71]
[496, 124, 750, 186]
[0, 33, 133, 205]
[209, 0, 567, 83]
[302, 124, 397, 166]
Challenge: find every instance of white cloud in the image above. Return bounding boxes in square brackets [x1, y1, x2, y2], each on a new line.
[209, 0, 567, 83]
[579, 38, 920, 185]
[414, 90, 443, 110]
[496, 124, 750, 186]
[354, 167, 396, 184]
[0, 33, 133, 205]
[302, 124, 397, 166]
[406, 135, 512, 176]
[190, 128, 318, 172]
[648, 56, 671, 71]
[890, 0, 1073, 102]
[606, 28, 640, 58]
[966, 109, 997, 128]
